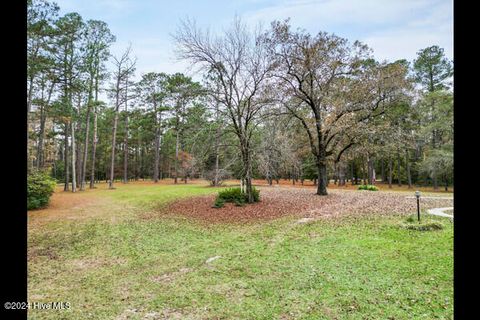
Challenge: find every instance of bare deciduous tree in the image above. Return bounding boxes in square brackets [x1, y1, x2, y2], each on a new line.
[174, 17, 273, 202]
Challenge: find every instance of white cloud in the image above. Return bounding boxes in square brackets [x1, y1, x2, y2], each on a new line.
[362, 0, 453, 61]
[109, 38, 197, 81]
[363, 28, 452, 62]
[242, 0, 453, 62]
[55, 0, 135, 20]
[244, 0, 434, 28]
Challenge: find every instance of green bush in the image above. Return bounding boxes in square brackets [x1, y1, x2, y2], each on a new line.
[27, 171, 57, 210]
[213, 187, 260, 208]
[212, 197, 225, 208]
[217, 187, 246, 203]
[234, 199, 245, 207]
[358, 184, 379, 191]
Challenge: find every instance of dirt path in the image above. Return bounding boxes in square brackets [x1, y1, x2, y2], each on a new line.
[427, 207, 454, 219]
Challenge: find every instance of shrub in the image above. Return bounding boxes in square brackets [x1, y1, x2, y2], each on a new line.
[358, 184, 379, 191]
[217, 187, 246, 203]
[234, 199, 245, 207]
[27, 170, 56, 210]
[212, 197, 225, 208]
[213, 187, 260, 208]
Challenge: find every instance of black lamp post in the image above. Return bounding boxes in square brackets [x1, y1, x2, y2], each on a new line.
[415, 191, 421, 222]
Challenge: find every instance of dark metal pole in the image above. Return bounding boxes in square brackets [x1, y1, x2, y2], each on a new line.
[417, 197, 420, 222]
[415, 191, 421, 222]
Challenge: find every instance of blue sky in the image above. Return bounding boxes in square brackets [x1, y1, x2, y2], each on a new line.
[55, 0, 453, 81]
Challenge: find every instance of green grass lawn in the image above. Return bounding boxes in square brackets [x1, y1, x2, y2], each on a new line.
[28, 183, 453, 319]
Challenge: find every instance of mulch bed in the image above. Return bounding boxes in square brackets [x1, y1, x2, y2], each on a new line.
[152, 188, 453, 224]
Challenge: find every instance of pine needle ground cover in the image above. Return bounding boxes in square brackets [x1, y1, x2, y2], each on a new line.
[28, 182, 453, 319]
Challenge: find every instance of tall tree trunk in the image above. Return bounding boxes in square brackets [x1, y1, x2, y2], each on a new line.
[397, 150, 402, 187]
[159, 149, 163, 180]
[174, 127, 179, 184]
[36, 104, 46, 169]
[244, 150, 254, 203]
[109, 84, 121, 189]
[388, 157, 393, 189]
[75, 119, 82, 190]
[362, 159, 367, 185]
[316, 158, 328, 195]
[133, 145, 138, 181]
[367, 154, 374, 185]
[153, 128, 160, 182]
[153, 102, 161, 183]
[123, 75, 129, 183]
[351, 160, 355, 185]
[89, 106, 98, 189]
[27, 75, 35, 173]
[35, 80, 46, 169]
[81, 89, 93, 190]
[431, 98, 438, 190]
[338, 162, 346, 186]
[71, 120, 77, 193]
[36, 81, 55, 169]
[64, 123, 70, 191]
[381, 158, 385, 184]
[213, 102, 220, 186]
[90, 76, 99, 189]
[333, 162, 338, 185]
[405, 149, 412, 189]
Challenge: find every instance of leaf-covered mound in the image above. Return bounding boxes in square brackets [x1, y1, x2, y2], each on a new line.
[158, 188, 453, 224]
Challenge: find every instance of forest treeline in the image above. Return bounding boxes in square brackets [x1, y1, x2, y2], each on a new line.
[27, 0, 453, 199]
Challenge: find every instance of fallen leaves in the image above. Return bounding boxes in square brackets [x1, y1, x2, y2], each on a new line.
[160, 188, 453, 224]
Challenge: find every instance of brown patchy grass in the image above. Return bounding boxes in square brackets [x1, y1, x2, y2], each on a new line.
[27, 182, 160, 228]
[28, 190, 125, 229]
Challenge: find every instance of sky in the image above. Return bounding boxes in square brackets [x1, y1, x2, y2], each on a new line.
[54, 0, 453, 82]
